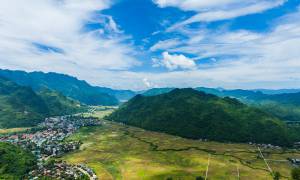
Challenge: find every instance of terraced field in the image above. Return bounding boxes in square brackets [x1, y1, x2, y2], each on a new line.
[60, 110, 300, 180]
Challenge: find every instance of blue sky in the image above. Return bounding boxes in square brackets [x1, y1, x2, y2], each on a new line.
[0, 0, 300, 90]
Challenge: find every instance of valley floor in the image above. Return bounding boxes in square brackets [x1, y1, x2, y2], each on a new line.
[60, 112, 300, 180]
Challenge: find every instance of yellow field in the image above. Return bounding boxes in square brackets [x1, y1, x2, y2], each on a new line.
[0, 127, 31, 134]
[61, 118, 299, 180]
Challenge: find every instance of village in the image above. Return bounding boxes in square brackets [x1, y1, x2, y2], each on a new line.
[0, 115, 99, 180]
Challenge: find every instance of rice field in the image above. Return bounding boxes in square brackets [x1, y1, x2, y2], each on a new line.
[59, 108, 300, 179]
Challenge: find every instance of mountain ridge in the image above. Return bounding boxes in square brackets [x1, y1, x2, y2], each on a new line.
[0, 69, 135, 105]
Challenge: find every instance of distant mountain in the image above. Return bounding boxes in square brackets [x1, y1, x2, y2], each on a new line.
[0, 76, 80, 128]
[142, 88, 174, 96]
[107, 88, 295, 146]
[0, 69, 130, 105]
[255, 89, 300, 95]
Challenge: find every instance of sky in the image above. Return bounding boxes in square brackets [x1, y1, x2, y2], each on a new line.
[0, 0, 300, 90]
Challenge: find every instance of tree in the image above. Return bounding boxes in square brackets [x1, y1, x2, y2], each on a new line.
[292, 168, 300, 180]
[273, 171, 281, 180]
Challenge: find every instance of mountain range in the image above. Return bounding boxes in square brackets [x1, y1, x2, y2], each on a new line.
[0, 69, 136, 106]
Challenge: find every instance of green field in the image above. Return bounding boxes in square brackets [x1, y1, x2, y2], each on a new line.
[0, 127, 31, 134]
[61, 109, 300, 180]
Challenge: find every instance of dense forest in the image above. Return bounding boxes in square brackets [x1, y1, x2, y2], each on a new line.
[0, 142, 36, 179]
[0, 76, 81, 128]
[108, 88, 297, 146]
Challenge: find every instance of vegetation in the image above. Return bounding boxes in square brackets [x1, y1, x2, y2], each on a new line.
[108, 88, 295, 146]
[0, 142, 36, 179]
[0, 76, 81, 128]
[195, 87, 300, 122]
[0, 69, 125, 105]
[61, 115, 299, 180]
[291, 168, 300, 180]
[142, 87, 300, 122]
[37, 88, 81, 115]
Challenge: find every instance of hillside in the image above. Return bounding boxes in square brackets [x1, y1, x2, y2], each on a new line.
[195, 87, 300, 122]
[0, 142, 36, 179]
[108, 88, 294, 146]
[143, 87, 300, 122]
[0, 77, 80, 128]
[0, 69, 130, 105]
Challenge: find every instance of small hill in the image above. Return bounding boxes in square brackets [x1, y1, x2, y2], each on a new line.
[0, 69, 124, 105]
[0, 77, 80, 128]
[0, 142, 36, 179]
[108, 88, 294, 146]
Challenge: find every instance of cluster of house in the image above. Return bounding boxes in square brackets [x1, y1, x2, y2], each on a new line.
[0, 115, 100, 179]
[248, 142, 282, 150]
[28, 161, 90, 180]
[76, 164, 98, 180]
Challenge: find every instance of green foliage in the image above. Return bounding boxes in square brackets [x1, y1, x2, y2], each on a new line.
[0, 76, 81, 128]
[0, 142, 36, 179]
[273, 171, 281, 180]
[108, 88, 294, 146]
[292, 168, 300, 180]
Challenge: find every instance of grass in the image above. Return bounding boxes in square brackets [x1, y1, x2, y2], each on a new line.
[60, 109, 299, 180]
[0, 127, 31, 134]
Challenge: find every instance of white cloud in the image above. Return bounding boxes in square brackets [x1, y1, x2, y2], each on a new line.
[143, 6, 300, 90]
[154, 0, 286, 28]
[150, 39, 181, 51]
[0, 1, 299, 91]
[0, 0, 139, 80]
[153, 52, 196, 70]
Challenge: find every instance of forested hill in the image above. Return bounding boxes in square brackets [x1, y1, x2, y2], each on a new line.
[108, 88, 296, 146]
[0, 69, 135, 105]
[142, 87, 300, 122]
[0, 76, 80, 128]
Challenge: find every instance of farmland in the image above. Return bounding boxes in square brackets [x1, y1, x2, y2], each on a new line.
[60, 109, 300, 180]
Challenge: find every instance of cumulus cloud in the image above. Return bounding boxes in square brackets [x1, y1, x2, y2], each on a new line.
[153, 52, 196, 70]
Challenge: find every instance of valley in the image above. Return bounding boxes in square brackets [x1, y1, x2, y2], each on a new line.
[60, 109, 300, 180]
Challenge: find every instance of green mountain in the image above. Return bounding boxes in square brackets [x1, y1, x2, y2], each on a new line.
[108, 88, 295, 146]
[0, 76, 80, 128]
[143, 87, 300, 122]
[195, 88, 300, 122]
[0, 142, 36, 179]
[0, 69, 129, 105]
